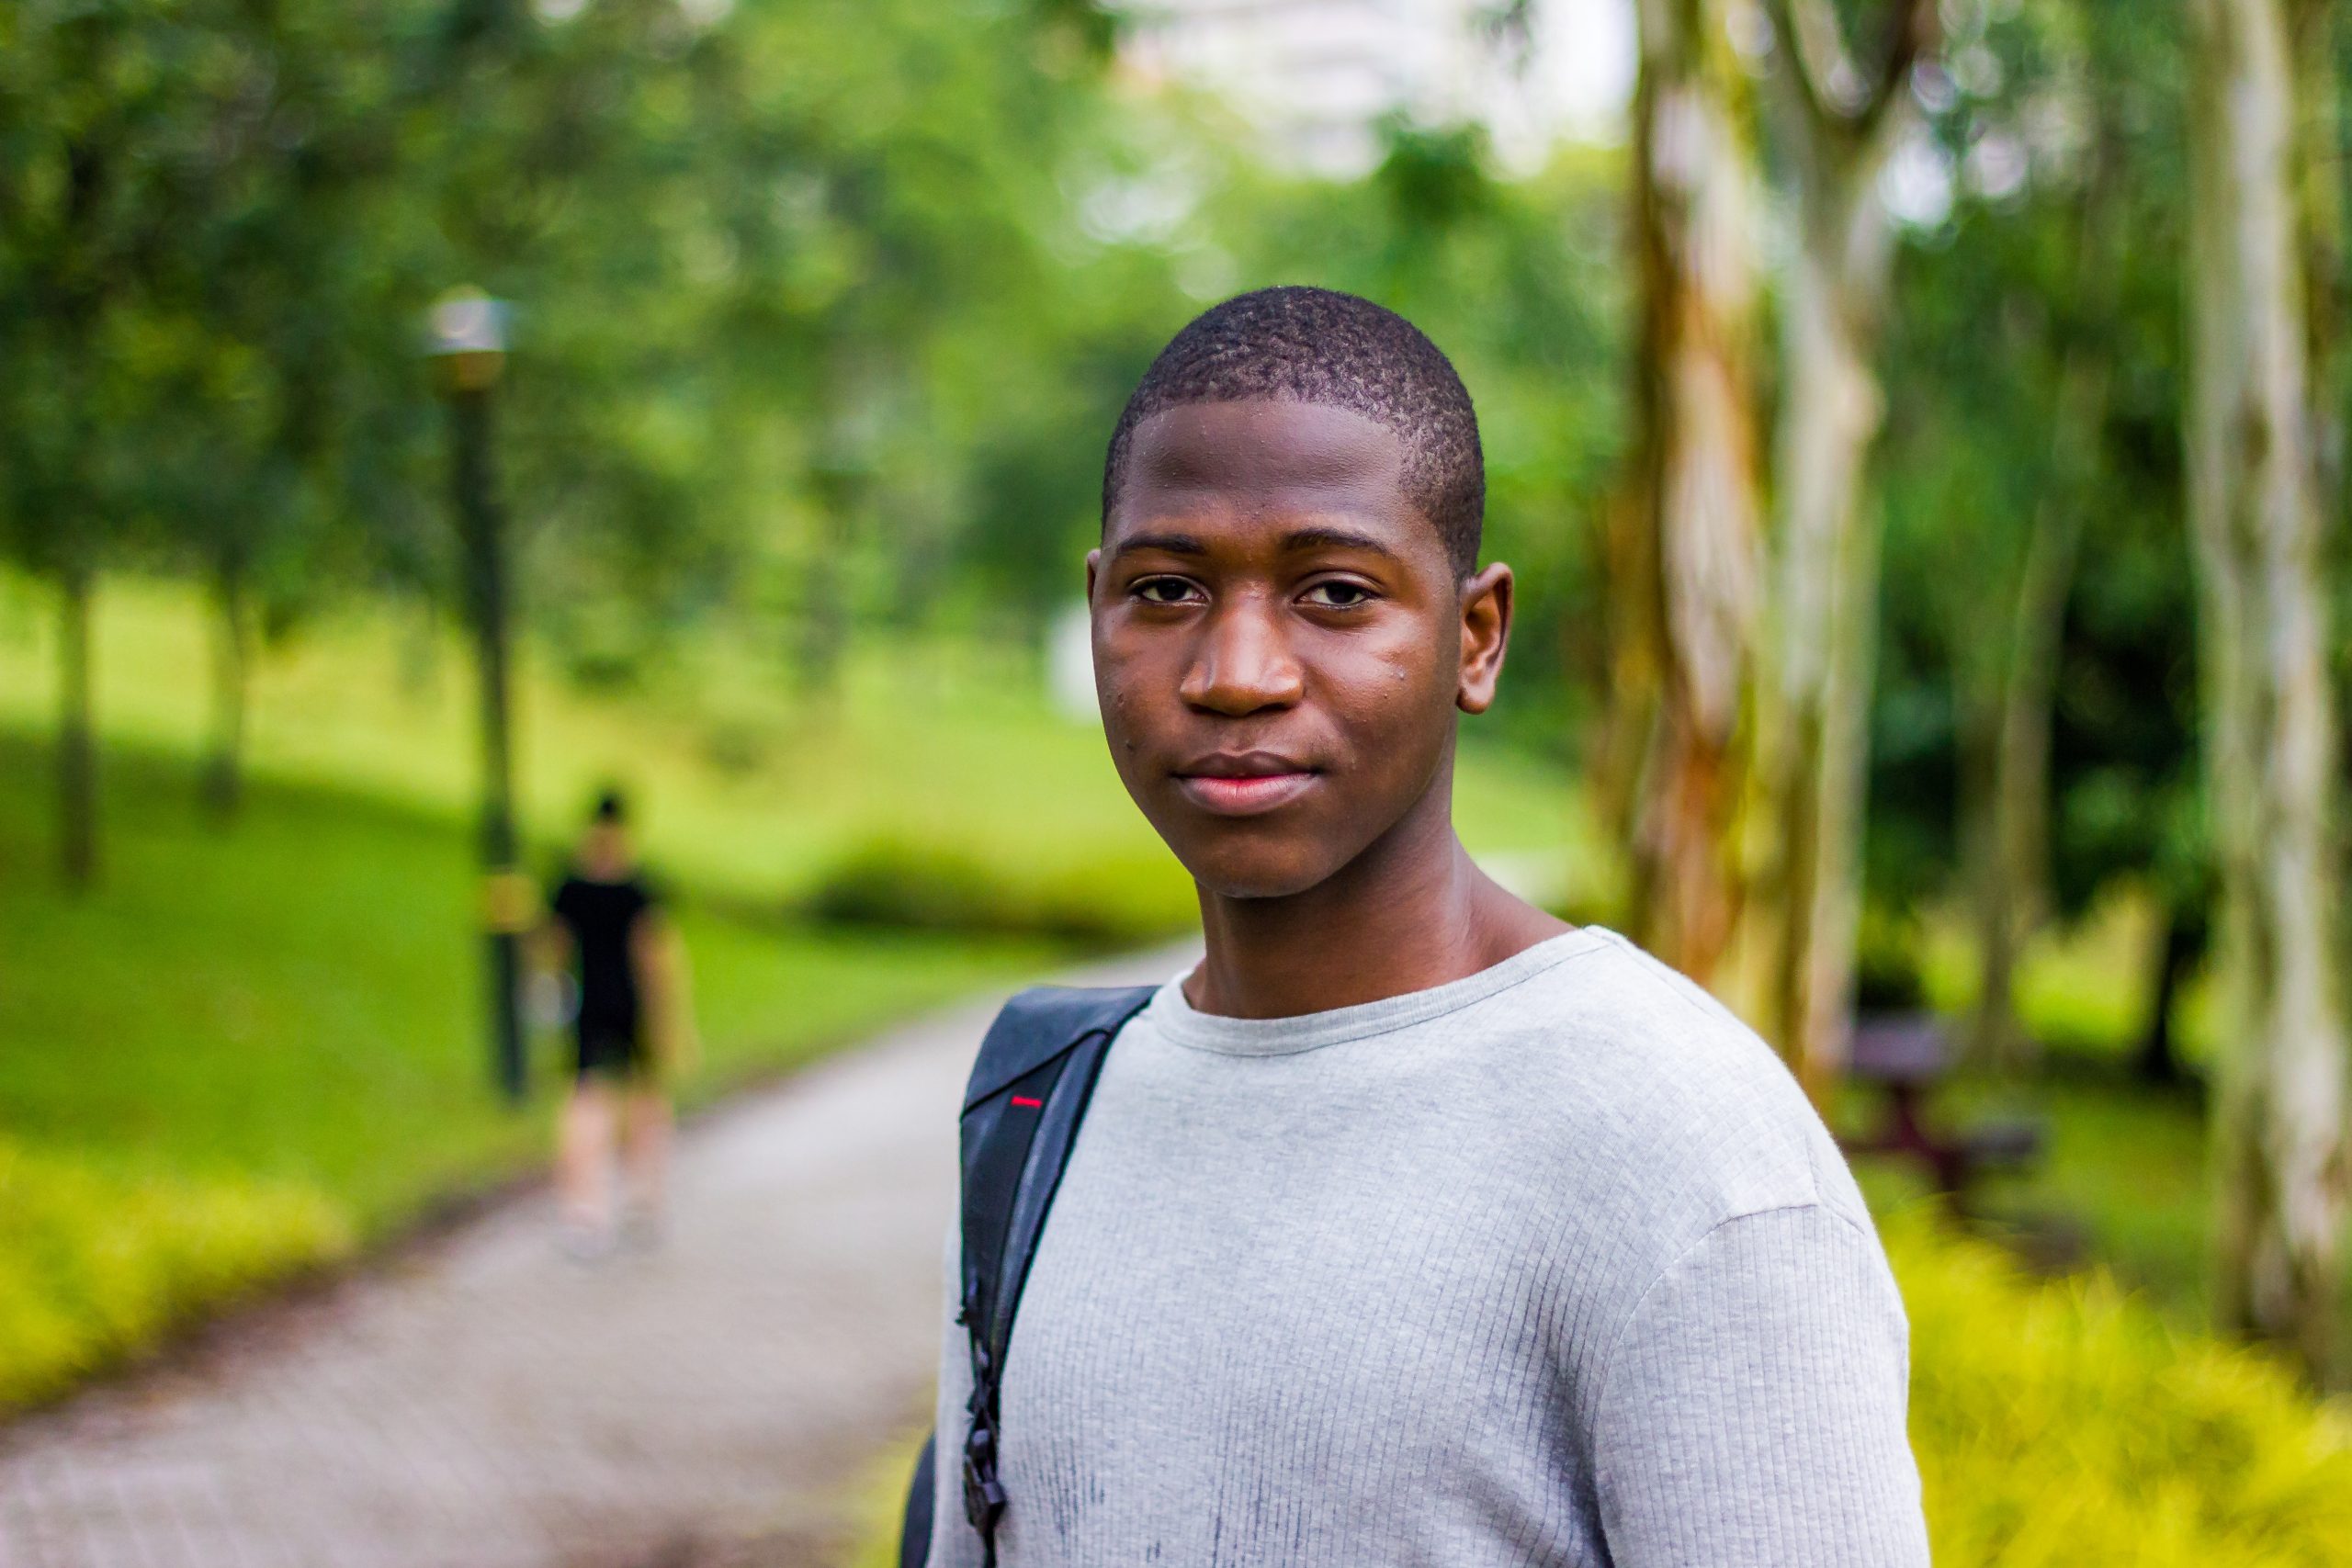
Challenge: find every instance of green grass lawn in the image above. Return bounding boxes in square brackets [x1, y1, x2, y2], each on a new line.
[0, 573, 1595, 926]
[0, 734, 1059, 1406]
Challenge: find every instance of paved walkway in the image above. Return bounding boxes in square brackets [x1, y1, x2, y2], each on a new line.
[0, 950, 1189, 1568]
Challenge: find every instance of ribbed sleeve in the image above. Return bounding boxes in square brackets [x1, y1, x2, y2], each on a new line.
[1590, 1203, 1928, 1567]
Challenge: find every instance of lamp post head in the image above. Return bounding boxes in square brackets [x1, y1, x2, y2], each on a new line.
[426, 288, 509, 394]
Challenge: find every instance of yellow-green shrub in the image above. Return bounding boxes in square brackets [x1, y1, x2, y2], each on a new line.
[0, 1138, 352, 1409]
[1887, 1205, 2352, 1565]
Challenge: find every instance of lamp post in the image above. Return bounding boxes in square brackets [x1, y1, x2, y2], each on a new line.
[427, 288, 528, 1105]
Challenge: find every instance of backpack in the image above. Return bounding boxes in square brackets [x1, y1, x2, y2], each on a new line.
[898, 983, 1159, 1568]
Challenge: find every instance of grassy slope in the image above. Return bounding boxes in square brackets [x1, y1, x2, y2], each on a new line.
[0, 736, 1057, 1405]
[0, 574, 1592, 916]
[0, 738, 1057, 1228]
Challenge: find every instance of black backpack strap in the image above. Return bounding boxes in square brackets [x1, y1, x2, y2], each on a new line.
[899, 982, 1157, 1568]
[899, 1432, 936, 1568]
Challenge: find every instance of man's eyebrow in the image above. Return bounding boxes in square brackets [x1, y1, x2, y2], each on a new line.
[1281, 525, 1403, 560]
[1109, 525, 1405, 561]
[1111, 531, 1210, 558]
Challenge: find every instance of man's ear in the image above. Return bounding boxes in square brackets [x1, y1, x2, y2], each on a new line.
[1085, 547, 1101, 605]
[1457, 562, 1513, 715]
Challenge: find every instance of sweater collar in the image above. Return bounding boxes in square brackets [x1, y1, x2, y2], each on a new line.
[1145, 928, 1613, 1057]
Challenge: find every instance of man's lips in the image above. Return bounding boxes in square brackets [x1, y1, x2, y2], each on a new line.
[1172, 755, 1320, 817]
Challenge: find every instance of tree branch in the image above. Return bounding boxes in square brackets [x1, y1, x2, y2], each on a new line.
[1763, 0, 1938, 148]
[1856, 0, 1938, 144]
[1761, 0, 1841, 138]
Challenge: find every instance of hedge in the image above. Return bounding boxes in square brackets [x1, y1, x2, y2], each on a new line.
[0, 1138, 351, 1409]
[1889, 1205, 2352, 1564]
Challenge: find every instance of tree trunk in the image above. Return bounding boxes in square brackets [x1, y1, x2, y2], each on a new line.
[1731, 0, 1934, 1101]
[1967, 359, 2104, 1073]
[57, 562, 97, 889]
[2136, 906, 2196, 1087]
[1743, 191, 1894, 1102]
[1954, 671, 2006, 1051]
[203, 558, 254, 821]
[797, 470, 857, 699]
[2186, 0, 2346, 1384]
[2290, 0, 2342, 518]
[801, 340, 882, 703]
[1621, 0, 1767, 985]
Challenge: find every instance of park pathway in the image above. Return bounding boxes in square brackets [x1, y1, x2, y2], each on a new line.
[0, 948, 1190, 1568]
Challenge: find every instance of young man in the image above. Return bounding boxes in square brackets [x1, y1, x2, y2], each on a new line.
[927, 287, 1928, 1564]
[541, 789, 695, 1258]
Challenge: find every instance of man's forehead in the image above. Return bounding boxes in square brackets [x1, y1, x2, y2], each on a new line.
[1111, 398, 1422, 541]
[1126, 399, 1405, 491]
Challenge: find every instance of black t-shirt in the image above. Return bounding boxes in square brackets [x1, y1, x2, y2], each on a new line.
[549, 873, 657, 1030]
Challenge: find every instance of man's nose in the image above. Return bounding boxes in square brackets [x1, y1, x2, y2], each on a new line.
[1179, 595, 1305, 716]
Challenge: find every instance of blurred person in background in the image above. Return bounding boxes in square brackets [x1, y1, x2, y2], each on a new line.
[539, 788, 696, 1258]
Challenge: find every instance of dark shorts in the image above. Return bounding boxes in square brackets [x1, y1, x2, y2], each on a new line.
[574, 1016, 650, 1080]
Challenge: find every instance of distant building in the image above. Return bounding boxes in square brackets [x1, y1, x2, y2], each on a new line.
[1116, 0, 1632, 176]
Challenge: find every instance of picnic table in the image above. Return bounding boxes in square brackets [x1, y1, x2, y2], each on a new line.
[1839, 1012, 2041, 1206]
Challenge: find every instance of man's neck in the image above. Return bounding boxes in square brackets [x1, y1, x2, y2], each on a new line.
[1182, 784, 1572, 1021]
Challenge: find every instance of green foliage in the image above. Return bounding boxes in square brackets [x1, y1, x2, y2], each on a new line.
[1204, 131, 1628, 743]
[0, 1139, 352, 1409]
[808, 833, 1194, 945]
[0, 0, 1210, 687]
[836, 1426, 936, 1568]
[1871, 0, 2201, 931]
[1889, 1206, 2352, 1565]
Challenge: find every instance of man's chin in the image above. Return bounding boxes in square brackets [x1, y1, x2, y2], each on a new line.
[1178, 841, 1353, 903]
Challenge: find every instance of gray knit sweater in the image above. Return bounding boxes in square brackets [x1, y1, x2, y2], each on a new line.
[927, 927, 1929, 1566]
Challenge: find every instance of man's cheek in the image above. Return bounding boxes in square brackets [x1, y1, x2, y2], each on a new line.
[1094, 659, 1143, 741]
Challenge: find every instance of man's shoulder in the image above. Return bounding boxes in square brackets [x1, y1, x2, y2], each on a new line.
[1483, 931, 1867, 1240]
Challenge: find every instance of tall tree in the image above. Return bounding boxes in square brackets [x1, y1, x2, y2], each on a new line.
[2183, 0, 2345, 1381]
[1960, 355, 2101, 1070]
[1734, 0, 1935, 1096]
[1951, 17, 2123, 1071]
[153, 0, 390, 818]
[1865, 0, 2199, 1087]
[0, 0, 219, 886]
[1615, 0, 1767, 984]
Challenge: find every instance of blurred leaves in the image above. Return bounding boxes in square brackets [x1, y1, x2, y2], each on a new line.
[0, 1136, 352, 1410]
[0, 0, 2301, 983]
[1871, 0, 2201, 931]
[1890, 1204, 2352, 1564]
[0, 0, 1185, 665]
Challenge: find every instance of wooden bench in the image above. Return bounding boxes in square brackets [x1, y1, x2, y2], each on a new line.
[1839, 1012, 2042, 1206]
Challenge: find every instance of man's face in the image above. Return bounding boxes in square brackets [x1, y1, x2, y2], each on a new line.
[582, 821, 631, 878]
[1088, 399, 1510, 899]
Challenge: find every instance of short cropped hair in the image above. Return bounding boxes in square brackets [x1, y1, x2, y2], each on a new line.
[593, 788, 627, 825]
[1102, 286, 1485, 578]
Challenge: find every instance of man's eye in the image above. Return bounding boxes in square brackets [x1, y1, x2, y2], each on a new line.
[1133, 578, 1199, 605]
[1302, 581, 1376, 609]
